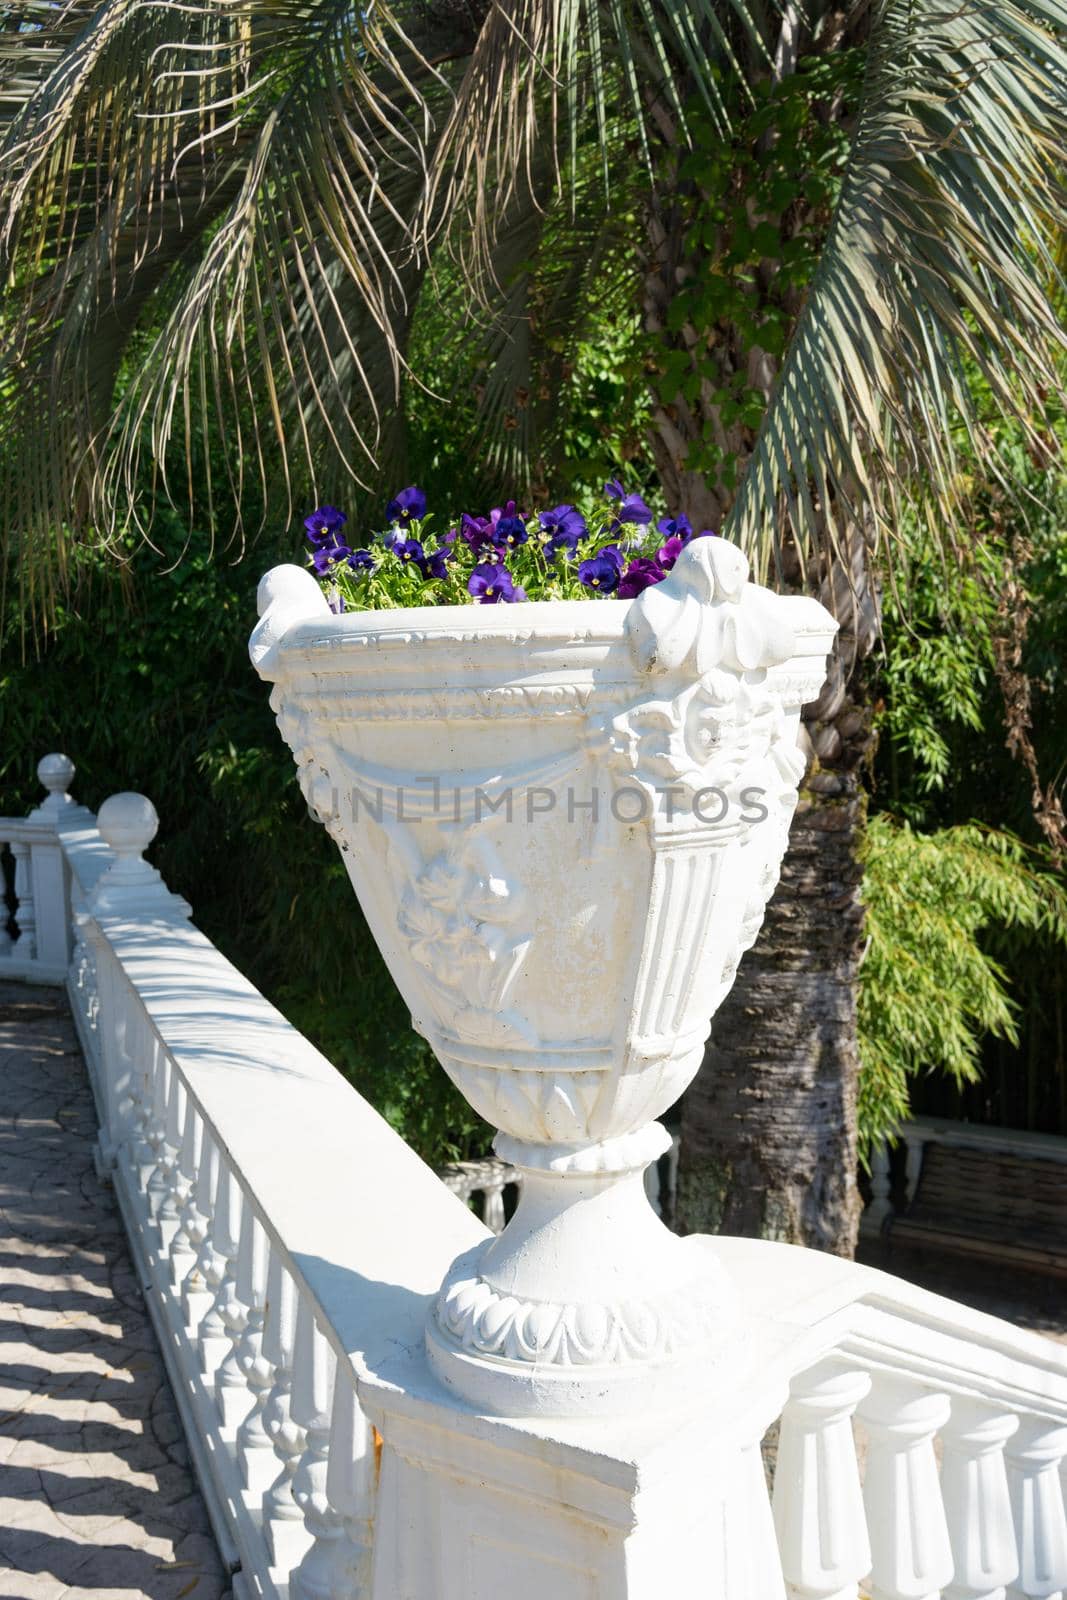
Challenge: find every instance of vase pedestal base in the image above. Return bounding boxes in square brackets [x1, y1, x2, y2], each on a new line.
[426, 1122, 737, 1419]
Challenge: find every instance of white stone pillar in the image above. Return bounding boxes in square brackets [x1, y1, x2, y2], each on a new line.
[859, 1376, 954, 1600]
[941, 1398, 1019, 1600]
[1005, 1420, 1067, 1600]
[773, 1359, 872, 1599]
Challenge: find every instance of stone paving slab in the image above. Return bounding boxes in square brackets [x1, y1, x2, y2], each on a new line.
[0, 984, 229, 1599]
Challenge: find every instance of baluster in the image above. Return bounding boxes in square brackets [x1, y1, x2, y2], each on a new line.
[723, 1431, 788, 1598]
[197, 1156, 242, 1380]
[773, 1360, 872, 1599]
[323, 1362, 376, 1595]
[1005, 1420, 1067, 1599]
[289, 1299, 341, 1600]
[903, 1134, 925, 1205]
[940, 1399, 1020, 1600]
[137, 1036, 171, 1203]
[483, 1172, 507, 1235]
[126, 1021, 163, 1196]
[0, 846, 11, 957]
[153, 1065, 187, 1257]
[182, 1126, 220, 1327]
[859, 1376, 954, 1600]
[644, 1152, 663, 1219]
[236, 1222, 276, 1498]
[216, 1197, 259, 1432]
[171, 1100, 205, 1292]
[862, 1143, 893, 1237]
[263, 1258, 310, 1571]
[11, 839, 36, 960]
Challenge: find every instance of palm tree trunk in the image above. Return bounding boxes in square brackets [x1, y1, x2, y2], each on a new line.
[675, 678, 873, 1254]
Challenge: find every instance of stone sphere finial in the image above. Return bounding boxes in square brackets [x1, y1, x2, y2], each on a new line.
[97, 793, 159, 862]
[38, 752, 75, 798]
[33, 753, 78, 818]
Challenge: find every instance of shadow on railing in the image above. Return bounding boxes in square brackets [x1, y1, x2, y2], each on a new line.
[3, 753, 1067, 1600]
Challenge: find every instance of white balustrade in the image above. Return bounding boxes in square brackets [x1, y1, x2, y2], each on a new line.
[1, 754, 1066, 1600]
[773, 1360, 872, 1598]
[1005, 1420, 1067, 1599]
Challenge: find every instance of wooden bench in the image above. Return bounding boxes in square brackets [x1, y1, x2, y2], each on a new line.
[882, 1117, 1067, 1278]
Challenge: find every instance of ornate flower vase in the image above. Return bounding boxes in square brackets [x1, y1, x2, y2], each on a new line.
[251, 538, 837, 1418]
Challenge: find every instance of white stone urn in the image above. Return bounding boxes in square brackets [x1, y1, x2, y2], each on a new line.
[251, 538, 836, 1417]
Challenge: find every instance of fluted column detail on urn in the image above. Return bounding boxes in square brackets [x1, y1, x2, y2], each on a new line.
[251, 538, 837, 1419]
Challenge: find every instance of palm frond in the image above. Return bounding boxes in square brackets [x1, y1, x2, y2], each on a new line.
[726, 0, 1067, 585]
[0, 0, 460, 606]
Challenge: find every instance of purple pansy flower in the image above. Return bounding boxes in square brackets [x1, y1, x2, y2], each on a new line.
[327, 592, 346, 614]
[493, 500, 528, 550]
[604, 479, 653, 526]
[618, 558, 667, 599]
[347, 548, 376, 573]
[468, 562, 523, 603]
[393, 538, 425, 565]
[656, 535, 687, 572]
[385, 486, 426, 525]
[419, 548, 451, 580]
[458, 513, 496, 552]
[579, 545, 624, 594]
[538, 504, 586, 558]
[304, 504, 347, 546]
[656, 513, 693, 544]
[310, 537, 351, 574]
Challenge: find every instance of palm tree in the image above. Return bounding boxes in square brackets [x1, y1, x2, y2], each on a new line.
[2, 0, 1064, 1253]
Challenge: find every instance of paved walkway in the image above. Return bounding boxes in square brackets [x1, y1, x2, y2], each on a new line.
[0, 984, 228, 1600]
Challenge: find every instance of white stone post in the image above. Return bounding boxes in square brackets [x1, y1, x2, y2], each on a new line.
[941, 1399, 1019, 1600]
[26, 753, 82, 972]
[858, 1377, 954, 1600]
[1005, 1420, 1067, 1599]
[90, 792, 189, 919]
[773, 1360, 872, 1599]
